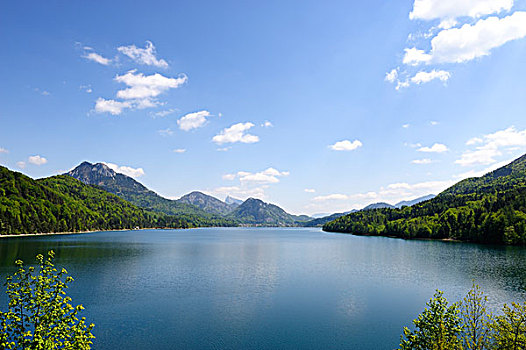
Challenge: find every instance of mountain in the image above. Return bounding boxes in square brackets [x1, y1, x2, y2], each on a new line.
[0, 166, 189, 235]
[228, 198, 310, 226]
[67, 162, 236, 227]
[362, 202, 395, 210]
[225, 195, 243, 207]
[305, 196, 435, 227]
[177, 191, 235, 216]
[323, 154, 526, 245]
[394, 194, 436, 208]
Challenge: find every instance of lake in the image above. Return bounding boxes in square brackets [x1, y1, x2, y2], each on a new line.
[1, 227, 525, 349]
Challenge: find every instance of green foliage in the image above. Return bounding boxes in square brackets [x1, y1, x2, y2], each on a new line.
[0, 251, 95, 349]
[0, 166, 191, 235]
[324, 154, 526, 245]
[400, 291, 463, 350]
[492, 302, 526, 349]
[400, 285, 526, 350]
[461, 284, 493, 350]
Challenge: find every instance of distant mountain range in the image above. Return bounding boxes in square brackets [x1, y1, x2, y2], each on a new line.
[323, 154, 526, 245]
[68, 162, 236, 227]
[3, 154, 526, 245]
[67, 162, 310, 228]
[178, 191, 237, 216]
[304, 195, 436, 227]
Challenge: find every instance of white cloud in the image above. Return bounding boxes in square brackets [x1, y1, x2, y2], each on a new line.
[212, 122, 260, 145]
[410, 70, 450, 84]
[104, 163, 145, 178]
[430, 121, 439, 126]
[406, 12, 526, 65]
[80, 85, 92, 93]
[83, 52, 111, 65]
[262, 121, 273, 128]
[158, 128, 173, 137]
[0, 147, 8, 154]
[456, 126, 526, 166]
[403, 124, 410, 128]
[28, 155, 47, 165]
[212, 167, 289, 201]
[152, 109, 176, 118]
[396, 80, 410, 90]
[237, 168, 290, 184]
[313, 194, 349, 202]
[304, 188, 316, 193]
[117, 41, 168, 68]
[385, 69, 398, 83]
[466, 137, 483, 145]
[210, 186, 267, 201]
[16, 161, 26, 169]
[177, 110, 210, 131]
[173, 148, 186, 153]
[329, 139, 363, 151]
[409, 0, 513, 21]
[417, 143, 448, 153]
[94, 98, 132, 115]
[222, 173, 236, 180]
[412, 158, 433, 164]
[403, 48, 432, 65]
[115, 70, 187, 100]
[406, 142, 422, 148]
[216, 147, 231, 152]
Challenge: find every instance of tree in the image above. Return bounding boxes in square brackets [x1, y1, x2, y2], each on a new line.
[460, 284, 493, 350]
[0, 251, 95, 349]
[399, 290, 463, 350]
[491, 302, 526, 350]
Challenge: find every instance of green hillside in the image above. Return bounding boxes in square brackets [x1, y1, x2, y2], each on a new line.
[0, 166, 190, 235]
[67, 162, 237, 227]
[228, 198, 310, 226]
[323, 154, 526, 245]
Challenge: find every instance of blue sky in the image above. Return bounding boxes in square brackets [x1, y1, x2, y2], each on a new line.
[1, 0, 526, 215]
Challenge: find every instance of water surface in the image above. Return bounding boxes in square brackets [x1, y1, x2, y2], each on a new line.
[1, 228, 525, 349]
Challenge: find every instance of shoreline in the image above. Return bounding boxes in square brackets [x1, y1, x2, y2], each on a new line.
[0, 229, 131, 239]
[0, 227, 184, 239]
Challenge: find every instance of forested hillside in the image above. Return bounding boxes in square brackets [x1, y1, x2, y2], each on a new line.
[0, 166, 190, 235]
[67, 162, 237, 227]
[323, 154, 526, 245]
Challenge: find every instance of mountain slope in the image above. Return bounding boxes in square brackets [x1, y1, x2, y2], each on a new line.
[67, 162, 236, 227]
[225, 196, 243, 207]
[323, 154, 526, 245]
[228, 198, 310, 226]
[362, 202, 395, 210]
[394, 194, 436, 208]
[177, 191, 235, 216]
[0, 166, 189, 235]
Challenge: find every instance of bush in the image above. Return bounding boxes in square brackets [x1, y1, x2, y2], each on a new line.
[0, 251, 95, 349]
[400, 285, 526, 350]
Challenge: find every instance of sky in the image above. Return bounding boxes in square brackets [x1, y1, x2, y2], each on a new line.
[1, 0, 526, 215]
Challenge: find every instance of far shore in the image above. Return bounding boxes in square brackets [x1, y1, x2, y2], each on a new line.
[0, 227, 186, 239]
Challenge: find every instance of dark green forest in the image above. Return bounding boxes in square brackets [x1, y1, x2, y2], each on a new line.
[323, 154, 526, 245]
[0, 166, 192, 235]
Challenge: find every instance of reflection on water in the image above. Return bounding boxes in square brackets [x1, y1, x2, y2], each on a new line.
[1, 228, 525, 350]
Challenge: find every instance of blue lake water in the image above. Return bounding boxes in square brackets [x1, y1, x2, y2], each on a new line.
[1, 227, 526, 349]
